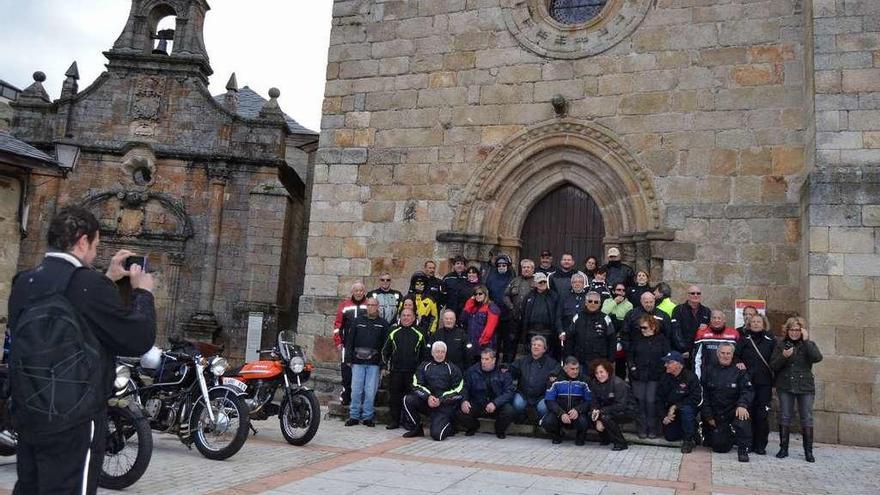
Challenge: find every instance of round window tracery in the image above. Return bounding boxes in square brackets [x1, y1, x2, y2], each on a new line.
[548, 0, 608, 25]
[503, 0, 651, 59]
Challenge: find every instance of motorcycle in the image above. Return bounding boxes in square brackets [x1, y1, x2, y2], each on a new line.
[0, 363, 153, 490]
[119, 338, 250, 460]
[222, 330, 320, 445]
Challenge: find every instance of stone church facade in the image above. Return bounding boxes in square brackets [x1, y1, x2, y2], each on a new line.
[300, 1, 880, 446]
[8, 0, 317, 361]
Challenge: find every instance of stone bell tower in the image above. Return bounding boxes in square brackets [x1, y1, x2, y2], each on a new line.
[106, 0, 212, 83]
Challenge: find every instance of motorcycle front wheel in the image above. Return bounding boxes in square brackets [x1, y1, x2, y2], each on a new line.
[279, 389, 320, 446]
[190, 389, 250, 460]
[99, 403, 152, 490]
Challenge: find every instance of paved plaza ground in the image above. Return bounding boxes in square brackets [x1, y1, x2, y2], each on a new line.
[0, 410, 876, 495]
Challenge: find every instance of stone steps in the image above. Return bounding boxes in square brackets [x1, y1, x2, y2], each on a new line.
[327, 400, 681, 447]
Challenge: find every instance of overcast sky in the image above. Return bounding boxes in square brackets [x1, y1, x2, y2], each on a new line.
[0, 0, 333, 131]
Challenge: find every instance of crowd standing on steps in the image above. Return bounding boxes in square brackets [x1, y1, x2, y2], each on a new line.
[331, 248, 823, 462]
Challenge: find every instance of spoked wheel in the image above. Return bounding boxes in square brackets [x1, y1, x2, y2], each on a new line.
[190, 389, 250, 460]
[279, 389, 320, 446]
[99, 404, 152, 490]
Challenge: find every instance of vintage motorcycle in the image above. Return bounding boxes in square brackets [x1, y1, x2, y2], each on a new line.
[119, 338, 250, 460]
[221, 330, 320, 445]
[0, 363, 153, 490]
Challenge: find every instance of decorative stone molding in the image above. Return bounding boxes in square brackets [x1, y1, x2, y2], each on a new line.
[503, 0, 652, 59]
[81, 189, 195, 242]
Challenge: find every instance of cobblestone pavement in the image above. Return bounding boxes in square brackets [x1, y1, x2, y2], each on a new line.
[0, 413, 875, 495]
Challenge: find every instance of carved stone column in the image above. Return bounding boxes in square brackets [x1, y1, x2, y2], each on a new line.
[164, 251, 185, 338]
[182, 164, 228, 342]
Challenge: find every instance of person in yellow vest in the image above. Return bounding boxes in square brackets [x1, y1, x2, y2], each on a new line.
[400, 271, 438, 334]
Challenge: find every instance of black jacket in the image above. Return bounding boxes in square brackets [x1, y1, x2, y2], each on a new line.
[567, 309, 615, 364]
[589, 375, 637, 418]
[345, 315, 389, 366]
[441, 270, 469, 315]
[627, 332, 671, 382]
[671, 303, 712, 354]
[701, 363, 753, 419]
[462, 363, 515, 407]
[428, 325, 470, 373]
[604, 261, 634, 289]
[626, 284, 651, 308]
[412, 359, 464, 405]
[521, 289, 562, 336]
[7, 256, 156, 431]
[381, 324, 427, 373]
[588, 281, 612, 302]
[622, 306, 678, 352]
[549, 268, 575, 295]
[734, 331, 776, 386]
[656, 368, 703, 415]
[559, 290, 587, 330]
[509, 353, 560, 404]
[771, 338, 823, 394]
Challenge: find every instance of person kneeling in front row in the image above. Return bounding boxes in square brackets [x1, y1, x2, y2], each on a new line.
[588, 359, 637, 451]
[402, 341, 464, 441]
[455, 347, 516, 438]
[701, 343, 753, 462]
[657, 351, 702, 453]
[541, 356, 591, 445]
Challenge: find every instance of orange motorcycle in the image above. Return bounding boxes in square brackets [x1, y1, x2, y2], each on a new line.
[221, 331, 320, 445]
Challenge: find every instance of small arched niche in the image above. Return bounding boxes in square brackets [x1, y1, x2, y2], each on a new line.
[148, 4, 177, 55]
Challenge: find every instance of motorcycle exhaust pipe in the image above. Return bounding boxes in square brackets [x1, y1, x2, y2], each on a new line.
[0, 430, 16, 449]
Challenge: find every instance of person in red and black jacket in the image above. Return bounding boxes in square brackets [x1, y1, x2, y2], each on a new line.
[333, 282, 367, 405]
[460, 285, 501, 364]
[693, 310, 740, 380]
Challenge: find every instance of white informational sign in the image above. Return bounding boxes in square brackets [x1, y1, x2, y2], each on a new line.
[246, 312, 264, 363]
[734, 299, 766, 329]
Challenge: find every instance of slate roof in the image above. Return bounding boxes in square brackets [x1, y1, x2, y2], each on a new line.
[0, 130, 58, 166]
[213, 86, 317, 136]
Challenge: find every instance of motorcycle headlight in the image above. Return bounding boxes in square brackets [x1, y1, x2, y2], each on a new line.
[290, 356, 305, 374]
[210, 357, 228, 377]
[114, 365, 131, 390]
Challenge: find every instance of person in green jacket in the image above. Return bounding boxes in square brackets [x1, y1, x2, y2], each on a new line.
[770, 316, 823, 463]
[653, 282, 676, 317]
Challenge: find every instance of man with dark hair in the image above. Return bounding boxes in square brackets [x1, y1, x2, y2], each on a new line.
[736, 305, 758, 337]
[456, 348, 516, 438]
[542, 356, 592, 445]
[7, 205, 156, 494]
[345, 297, 389, 427]
[441, 255, 469, 316]
[536, 250, 556, 276]
[423, 260, 444, 305]
[549, 253, 576, 294]
[653, 282, 676, 317]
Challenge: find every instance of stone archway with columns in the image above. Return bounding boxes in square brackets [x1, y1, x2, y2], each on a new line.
[438, 118, 684, 277]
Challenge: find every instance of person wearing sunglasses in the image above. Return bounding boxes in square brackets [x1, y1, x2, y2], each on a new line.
[460, 285, 501, 364]
[521, 272, 563, 360]
[566, 291, 616, 368]
[367, 272, 402, 325]
[627, 315, 670, 439]
[602, 282, 634, 380]
[671, 285, 712, 364]
[770, 316, 823, 462]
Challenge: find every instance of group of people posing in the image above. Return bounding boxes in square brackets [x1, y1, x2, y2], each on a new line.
[332, 249, 822, 463]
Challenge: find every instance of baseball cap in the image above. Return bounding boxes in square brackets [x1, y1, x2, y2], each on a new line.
[540, 249, 552, 257]
[607, 247, 621, 257]
[533, 273, 549, 283]
[661, 351, 684, 364]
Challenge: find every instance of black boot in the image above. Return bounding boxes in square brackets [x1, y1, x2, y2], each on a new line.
[803, 426, 815, 463]
[607, 422, 628, 451]
[737, 446, 750, 463]
[575, 431, 586, 446]
[776, 425, 789, 459]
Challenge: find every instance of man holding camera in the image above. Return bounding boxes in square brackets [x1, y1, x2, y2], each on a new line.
[6, 205, 156, 494]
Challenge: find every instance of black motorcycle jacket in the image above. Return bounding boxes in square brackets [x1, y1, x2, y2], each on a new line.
[734, 331, 776, 386]
[428, 325, 470, 373]
[381, 324, 426, 373]
[567, 309, 616, 364]
[701, 363, 753, 419]
[345, 315, 389, 366]
[413, 359, 464, 405]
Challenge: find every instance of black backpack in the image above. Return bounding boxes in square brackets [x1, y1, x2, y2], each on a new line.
[8, 266, 104, 433]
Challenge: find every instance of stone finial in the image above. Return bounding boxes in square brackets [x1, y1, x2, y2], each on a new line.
[61, 61, 80, 99]
[225, 72, 238, 92]
[258, 87, 285, 121]
[223, 73, 239, 112]
[19, 71, 52, 104]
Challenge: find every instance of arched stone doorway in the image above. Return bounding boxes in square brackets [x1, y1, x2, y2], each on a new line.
[520, 184, 605, 262]
[438, 118, 678, 279]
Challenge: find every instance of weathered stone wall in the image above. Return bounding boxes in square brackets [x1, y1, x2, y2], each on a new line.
[0, 171, 21, 328]
[302, 1, 807, 357]
[802, 0, 880, 446]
